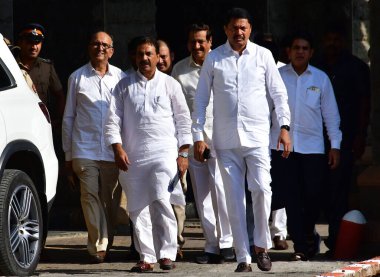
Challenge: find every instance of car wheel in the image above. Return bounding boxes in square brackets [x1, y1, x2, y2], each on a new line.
[0, 169, 43, 276]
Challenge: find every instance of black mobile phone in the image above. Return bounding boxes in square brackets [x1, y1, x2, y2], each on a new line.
[203, 148, 211, 160]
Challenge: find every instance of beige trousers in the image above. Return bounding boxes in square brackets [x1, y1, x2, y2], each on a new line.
[172, 171, 187, 247]
[72, 158, 120, 255]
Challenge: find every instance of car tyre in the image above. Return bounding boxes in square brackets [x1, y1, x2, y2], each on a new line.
[0, 169, 43, 276]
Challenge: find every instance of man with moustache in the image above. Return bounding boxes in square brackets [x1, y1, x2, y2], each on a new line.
[62, 31, 125, 263]
[270, 30, 341, 261]
[171, 22, 234, 264]
[105, 36, 192, 272]
[16, 23, 66, 163]
[192, 7, 291, 272]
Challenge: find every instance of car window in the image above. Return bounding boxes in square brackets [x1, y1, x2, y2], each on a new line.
[0, 58, 16, 91]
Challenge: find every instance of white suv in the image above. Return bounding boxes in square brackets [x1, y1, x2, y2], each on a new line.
[0, 33, 58, 276]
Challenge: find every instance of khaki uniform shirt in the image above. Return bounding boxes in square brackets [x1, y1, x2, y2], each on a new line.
[17, 57, 63, 106]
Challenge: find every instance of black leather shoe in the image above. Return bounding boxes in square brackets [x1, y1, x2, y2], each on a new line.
[234, 262, 252, 272]
[220, 247, 235, 261]
[256, 252, 272, 271]
[290, 252, 308, 261]
[195, 252, 223, 264]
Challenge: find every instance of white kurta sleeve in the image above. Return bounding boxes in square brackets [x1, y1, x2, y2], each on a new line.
[170, 79, 193, 148]
[191, 55, 213, 142]
[265, 51, 291, 127]
[105, 81, 124, 146]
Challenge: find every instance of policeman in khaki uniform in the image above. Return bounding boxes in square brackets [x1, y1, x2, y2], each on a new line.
[16, 23, 66, 162]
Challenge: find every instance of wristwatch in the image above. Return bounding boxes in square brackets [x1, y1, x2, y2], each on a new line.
[178, 152, 189, 158]
[281, 125, 290, 131]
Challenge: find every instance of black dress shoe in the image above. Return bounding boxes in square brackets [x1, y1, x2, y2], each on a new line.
[234, 262, 252, 272]
[256, 252, 272, 271]
[290, 252, 308, 261]
[220, 247, 235, 261]
[195, 252, 223, 264]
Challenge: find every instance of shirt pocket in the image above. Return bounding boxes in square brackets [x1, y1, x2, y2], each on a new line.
[305, 86, 321, 109]
[154, 94, 172, 114]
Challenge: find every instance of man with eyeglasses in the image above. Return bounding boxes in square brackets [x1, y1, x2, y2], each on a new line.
[62, 31, 125, 263]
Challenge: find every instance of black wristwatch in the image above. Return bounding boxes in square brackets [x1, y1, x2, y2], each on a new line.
[281, 125, 290, 131]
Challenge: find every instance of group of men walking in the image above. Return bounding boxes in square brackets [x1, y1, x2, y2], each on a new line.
[11, 5, 370, 274]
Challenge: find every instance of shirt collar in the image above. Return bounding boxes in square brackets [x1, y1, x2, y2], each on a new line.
[224, 39, 255, 55]
[188, 55, 202, 68]
[286, 63, 312, 75]
[88, 62, 113, 76]
[136, 68, 160, 82]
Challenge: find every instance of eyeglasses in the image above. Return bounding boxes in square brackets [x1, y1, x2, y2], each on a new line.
[90, 42, 113, 49]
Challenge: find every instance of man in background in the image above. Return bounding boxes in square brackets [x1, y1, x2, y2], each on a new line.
[172, 22, 234, 264]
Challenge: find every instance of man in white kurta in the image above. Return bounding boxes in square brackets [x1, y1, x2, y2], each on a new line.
[192, 8, 291, 272]
[105, 37, 192, 272]
[171, 22, 234, 264]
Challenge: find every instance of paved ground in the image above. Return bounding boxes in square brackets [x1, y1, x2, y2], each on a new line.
[35, 222, 376, 277]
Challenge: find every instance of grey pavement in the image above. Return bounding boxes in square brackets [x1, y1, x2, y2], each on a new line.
[35, 222, 375, 277]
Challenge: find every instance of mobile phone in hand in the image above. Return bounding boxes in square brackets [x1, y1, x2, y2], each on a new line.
[203, 148, 211, 160]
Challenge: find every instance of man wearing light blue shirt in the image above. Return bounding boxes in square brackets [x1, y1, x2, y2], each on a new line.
[192, 8, 291, 272]
[270, 30, 342, 262]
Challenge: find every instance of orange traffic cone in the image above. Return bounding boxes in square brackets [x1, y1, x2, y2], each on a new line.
[333, 210, 367, 259]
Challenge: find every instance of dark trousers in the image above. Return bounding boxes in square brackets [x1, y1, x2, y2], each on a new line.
[271, 150, 326, 254]
[323, 149, 354, 250]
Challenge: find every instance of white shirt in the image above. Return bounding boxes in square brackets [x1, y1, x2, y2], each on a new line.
[192, 40, 291, 150]
[270, 63, 342, 153]
[171, 55, 213, 142]
[104, 69, 192, 211]
[62, 62, 125, 161]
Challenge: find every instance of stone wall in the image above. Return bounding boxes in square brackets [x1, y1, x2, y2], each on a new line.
[353, 0, 370, 63]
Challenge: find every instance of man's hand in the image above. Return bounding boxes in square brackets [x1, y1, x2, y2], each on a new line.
[277, 129, 292, 158]
[177, 157, 189, 179]
[177, 144, 190, 178]
[65, 161, 77, 190]
[194, 141, 209, 162]
[328, 148, 340, 169]
[112, 143, 130, 171]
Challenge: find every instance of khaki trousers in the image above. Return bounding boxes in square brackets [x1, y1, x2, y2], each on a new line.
[72, 158, 120, 254]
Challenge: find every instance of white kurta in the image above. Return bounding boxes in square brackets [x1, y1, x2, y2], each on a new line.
[105, 69, 192, 212]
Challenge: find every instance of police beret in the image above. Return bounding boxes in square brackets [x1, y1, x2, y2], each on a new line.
[18, 23, 46, 42]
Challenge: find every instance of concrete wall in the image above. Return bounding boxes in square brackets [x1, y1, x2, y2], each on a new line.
[104, 0, 156, 70]
[268, 0, 352, 55]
